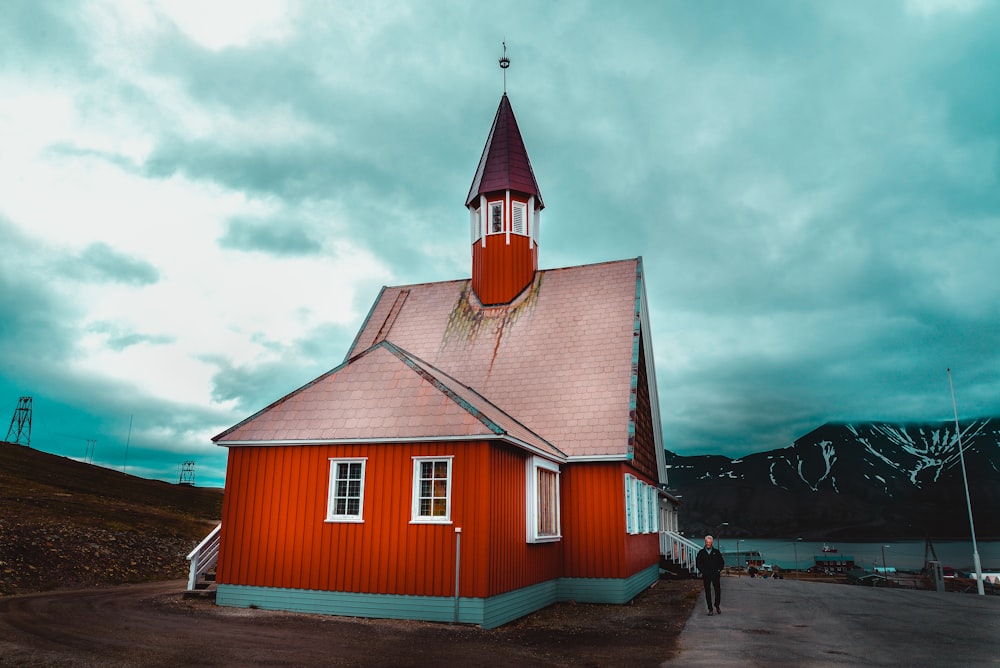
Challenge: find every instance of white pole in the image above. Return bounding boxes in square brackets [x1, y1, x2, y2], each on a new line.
[122, 414, 132, 474]
[947, 368, 984, 595]
[454, 527, 462, 622]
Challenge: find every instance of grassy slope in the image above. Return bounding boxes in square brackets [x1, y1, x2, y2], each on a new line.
[0, 441, 223, 595]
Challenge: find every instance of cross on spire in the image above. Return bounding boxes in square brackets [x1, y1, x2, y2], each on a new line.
[499, 40, 510, 94]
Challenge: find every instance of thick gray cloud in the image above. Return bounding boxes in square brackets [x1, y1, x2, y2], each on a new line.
[219, 216, 323, 256]
[68, 243, 160, 285]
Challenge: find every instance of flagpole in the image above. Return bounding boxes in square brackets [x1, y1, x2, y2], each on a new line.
[947, 368, 984, 595]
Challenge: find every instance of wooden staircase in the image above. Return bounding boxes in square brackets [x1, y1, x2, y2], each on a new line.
[185, 524, 221, 593]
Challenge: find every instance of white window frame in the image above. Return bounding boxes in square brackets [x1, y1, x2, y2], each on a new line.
[625, 473, 658, 535]
[487, 200, 504, 235]
[470, 207, 482, 243]
[411, 456, 453, 524]
[638, 480, 648, 533]
[526, 456, 561, 543]
[326, 458, 367, 523]
[511, 201, 527, 236]
[625, 473, 635, 534]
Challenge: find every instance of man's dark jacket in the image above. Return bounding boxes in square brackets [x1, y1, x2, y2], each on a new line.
[696, 546, 725, 579]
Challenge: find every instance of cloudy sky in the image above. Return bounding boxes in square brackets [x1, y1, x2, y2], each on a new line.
[2, 0, 998, 487]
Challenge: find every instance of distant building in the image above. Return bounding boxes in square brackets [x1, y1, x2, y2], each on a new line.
[814, 554, 856, 573]
[725, 549, 764, 569]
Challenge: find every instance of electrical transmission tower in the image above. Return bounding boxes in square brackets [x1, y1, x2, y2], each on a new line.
[5, 396, 32, 446]
[178, 460, 196, 485]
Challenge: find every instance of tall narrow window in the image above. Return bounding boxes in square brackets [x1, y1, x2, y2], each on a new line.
[624, 474, 636, 534]
[327, 458, 366, 522]
[489, 201, 504, 234]
[624, 474, 659, 535]
[527, 456, 561, 542]
[512, 201, 526, 235]
[411, 457, 452, 523]
[471, 207, 482, 243]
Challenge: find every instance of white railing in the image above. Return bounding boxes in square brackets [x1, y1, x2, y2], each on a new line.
[186, 523, 221, 591]
[661, 530, 701, 575]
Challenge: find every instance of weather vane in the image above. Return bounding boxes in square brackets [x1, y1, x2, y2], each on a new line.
[499, 40, 510, 94]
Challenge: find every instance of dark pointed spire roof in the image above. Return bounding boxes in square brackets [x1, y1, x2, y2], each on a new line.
[465, 94, 544, 209]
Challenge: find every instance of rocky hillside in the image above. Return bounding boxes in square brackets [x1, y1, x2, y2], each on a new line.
[667, 418, 1000, 540]
[0, 441, 222, 595]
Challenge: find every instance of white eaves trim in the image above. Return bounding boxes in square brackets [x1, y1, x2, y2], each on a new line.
[218, 433, 567, 464]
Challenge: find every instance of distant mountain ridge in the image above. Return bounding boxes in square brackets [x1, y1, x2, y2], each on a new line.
[666, 418, 1000, 540]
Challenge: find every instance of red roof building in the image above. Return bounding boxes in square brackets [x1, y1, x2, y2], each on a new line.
[210, 92, 676, 627]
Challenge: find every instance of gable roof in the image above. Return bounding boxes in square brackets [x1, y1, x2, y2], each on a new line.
[465, 94, 544, 208]
[347, 258, 659, 463]
[214, 257, 665, 474]
[215, 341, 564, 461]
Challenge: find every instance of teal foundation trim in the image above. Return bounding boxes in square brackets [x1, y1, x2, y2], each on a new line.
[557, 563, 659, 603]
[216, 564, 660, 629]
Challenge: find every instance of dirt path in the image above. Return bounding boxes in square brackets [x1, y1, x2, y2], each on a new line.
[0, 579, 701, 667]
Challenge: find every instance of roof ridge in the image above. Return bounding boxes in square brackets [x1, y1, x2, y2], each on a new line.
[377, 258, 640, 293]
[381, 341, 566, 458]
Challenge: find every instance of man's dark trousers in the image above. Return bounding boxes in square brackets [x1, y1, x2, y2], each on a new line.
[703, 574, 721, 611]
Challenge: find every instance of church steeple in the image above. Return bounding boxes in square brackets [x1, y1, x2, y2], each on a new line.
[466, 93, 544, 305]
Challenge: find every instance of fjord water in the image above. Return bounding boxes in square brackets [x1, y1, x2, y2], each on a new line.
[716, 538, 1000, 572]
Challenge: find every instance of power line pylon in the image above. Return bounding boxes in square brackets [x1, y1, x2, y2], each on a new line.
[178, 460, 195, 485]
[5, 396, 32, 446]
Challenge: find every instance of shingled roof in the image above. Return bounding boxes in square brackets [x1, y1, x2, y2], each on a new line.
[465, 94, 544, 208]
[219, 259, 661, 462]
[214, 341, 564, 459]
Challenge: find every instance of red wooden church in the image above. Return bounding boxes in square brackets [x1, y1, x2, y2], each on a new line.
[210, 90, 675, 628]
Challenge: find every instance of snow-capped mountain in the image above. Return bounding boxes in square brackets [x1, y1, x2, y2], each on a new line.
[666, 418, 1000, 539]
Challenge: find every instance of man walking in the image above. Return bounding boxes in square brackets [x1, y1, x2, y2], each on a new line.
[696, 535, 725, 615]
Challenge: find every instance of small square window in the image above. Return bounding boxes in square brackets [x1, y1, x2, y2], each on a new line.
[411, 457, 452, 523]
[327, 458, 366, 522]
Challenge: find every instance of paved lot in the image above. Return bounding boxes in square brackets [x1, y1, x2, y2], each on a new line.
[668, 576, 1000, 666]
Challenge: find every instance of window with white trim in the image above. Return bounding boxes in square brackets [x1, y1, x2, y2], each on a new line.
[511, 201, 527, 235]
[411, 457, 452, 523]
[326, 458, 366, 522]
[624, 474, 659, 535]
[471, 207, 482, 243]
[488, 201, 504, 234]
[527, 456, 561, 542]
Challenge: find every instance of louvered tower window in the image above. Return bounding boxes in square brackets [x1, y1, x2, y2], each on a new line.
[512, 201, 526, 235]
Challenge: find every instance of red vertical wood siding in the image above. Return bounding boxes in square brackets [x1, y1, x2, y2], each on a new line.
[486, 444, 562, 596]
[560, 462, 627, 579]
[559, 462, 661, 580]
[218, 440, 564, 598]
[471, 235, 537, 305]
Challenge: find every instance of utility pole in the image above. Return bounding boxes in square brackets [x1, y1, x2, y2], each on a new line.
[947, 368, 984, 595]
[122, 414, 132, 474]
